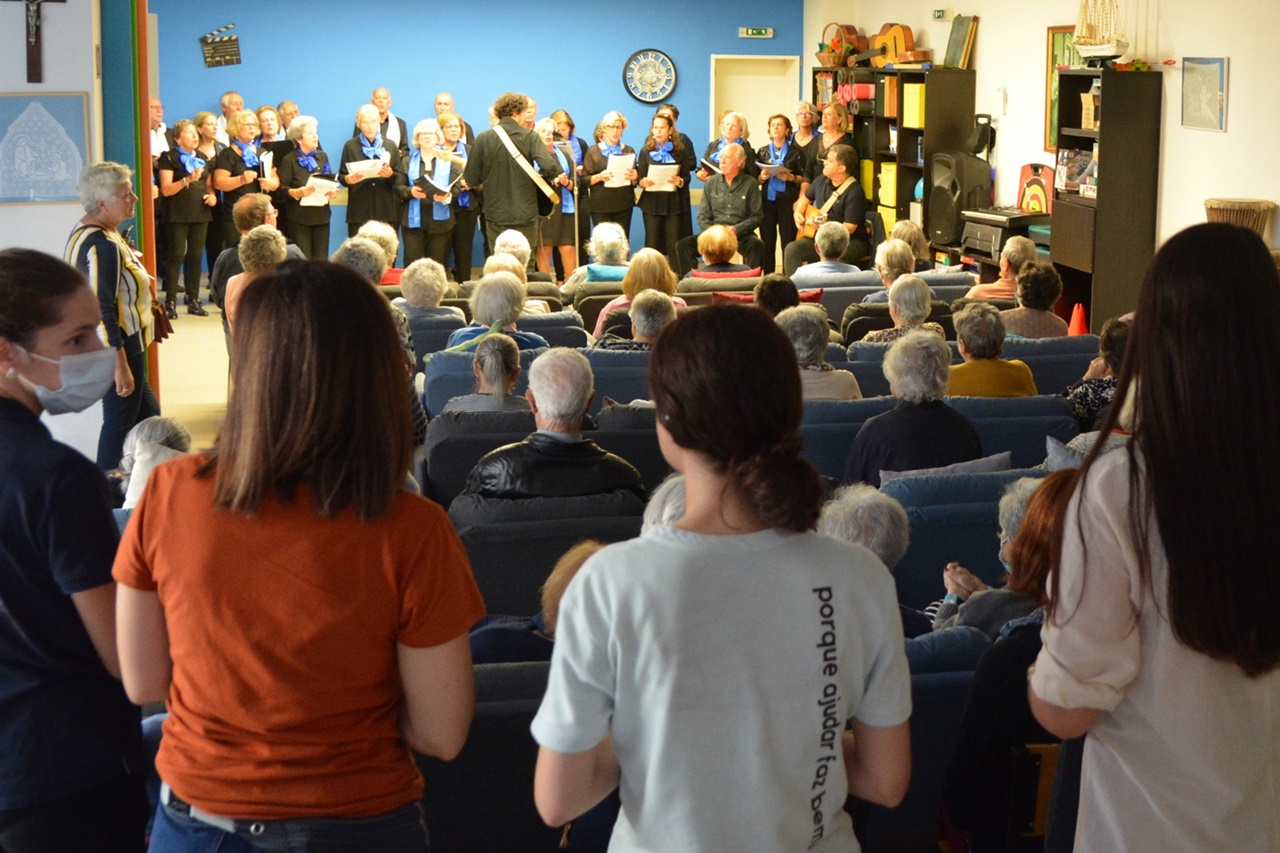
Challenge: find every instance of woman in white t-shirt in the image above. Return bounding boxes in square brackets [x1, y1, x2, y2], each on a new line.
[532, 304, 912, 850]
[1029, 222, 1280, 851]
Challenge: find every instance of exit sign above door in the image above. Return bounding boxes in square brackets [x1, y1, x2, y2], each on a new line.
[738, 27, 773, 38]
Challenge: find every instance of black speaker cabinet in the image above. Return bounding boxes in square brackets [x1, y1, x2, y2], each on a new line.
[929, 152, 992, 244]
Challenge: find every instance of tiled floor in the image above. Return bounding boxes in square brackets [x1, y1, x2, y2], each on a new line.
[156, 305, 227, 451]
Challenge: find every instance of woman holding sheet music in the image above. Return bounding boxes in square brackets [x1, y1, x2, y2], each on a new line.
[213, 110, 279, 248]
[635, 113, 693, 261]
[583, 111, 638, 241]
[439, 112, 478, 282]
[277, 116, 336, 260]
[158, 119, 217, 318]
[534, 118, 577, 281]
[395, 119, 462, 267]
[696, 111, 760, 183]
[339, 104, 401, 238]
[756, 114, 807, 274]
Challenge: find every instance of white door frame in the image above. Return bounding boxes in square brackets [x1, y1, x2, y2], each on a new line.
[708, 54, 803, 140]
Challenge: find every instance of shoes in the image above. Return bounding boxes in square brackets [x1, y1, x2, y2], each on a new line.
[165, 302, 178, 320]
[186, 303, 209, 317]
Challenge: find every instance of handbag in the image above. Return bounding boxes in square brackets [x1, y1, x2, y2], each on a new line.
[150, 303, 173, 342]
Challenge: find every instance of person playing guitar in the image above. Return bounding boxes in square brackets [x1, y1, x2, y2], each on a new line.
[783, 143, 869, 276]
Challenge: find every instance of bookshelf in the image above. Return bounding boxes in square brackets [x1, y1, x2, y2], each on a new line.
[1050, 68, 1162, 332]
[812, 66, 975, 236]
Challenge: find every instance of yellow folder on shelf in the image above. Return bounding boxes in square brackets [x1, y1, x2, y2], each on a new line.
[879, 204, 898, 233]
[878, 163, 898, 207]
[902, 84, 926, 129]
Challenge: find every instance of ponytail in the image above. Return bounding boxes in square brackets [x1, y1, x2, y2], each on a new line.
[730, 439, 823, 532]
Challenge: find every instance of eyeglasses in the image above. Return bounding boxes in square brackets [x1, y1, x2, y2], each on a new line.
[605, 123, 623, 129]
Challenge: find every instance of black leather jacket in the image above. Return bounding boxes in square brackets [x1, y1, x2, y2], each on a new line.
[462, 433, 645, 500]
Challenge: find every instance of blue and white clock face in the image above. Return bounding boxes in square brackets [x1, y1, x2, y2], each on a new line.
[624, 49, 677, 103]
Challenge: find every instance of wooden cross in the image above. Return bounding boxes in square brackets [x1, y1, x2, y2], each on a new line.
[3, 0, 65, 83]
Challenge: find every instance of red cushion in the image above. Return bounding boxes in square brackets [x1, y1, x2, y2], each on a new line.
[380, 268, 404, 285]
[690, 267, 763, 279]
[798, 289, 824, 303]
[711, 288, 824, 306]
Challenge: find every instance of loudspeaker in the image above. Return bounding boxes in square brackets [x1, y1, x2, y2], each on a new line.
[929, 152, 993, 245]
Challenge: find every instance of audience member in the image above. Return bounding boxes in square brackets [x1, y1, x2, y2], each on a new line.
[949, 303, 1038, 397]
[224, 224, 287, 331]
[591, 248, 685, 339]
[560, 222, 630, 300]
[446, 272, 550, 352]
[356, 220, 401, 282]
[209, 193, 304, 323]
[595, 289, 675, 350]
[1062, 316, 1130, 430]
[1001, 260, 1068, 338]
[395, 258, 464, 320]
[862, 239, 924, 304]
[754, 273, 800, 316]
[532, 305, 911, 846]
[790, 221, 858, 285]
[818, 484, 931, 638]
[775, 304, 861, 401]
[113, 415, 193, 500]
[844, 331, 982, 486]
[640, 472, 686, 533]
[441, 333, 531, 414]
[459, 348, 643, 500]
[859, 274, 945, 343]
[891, 220, 933, 272]
[965, 236, 1037, 301]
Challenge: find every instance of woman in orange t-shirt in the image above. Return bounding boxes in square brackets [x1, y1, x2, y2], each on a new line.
[115, 261, 484, 852]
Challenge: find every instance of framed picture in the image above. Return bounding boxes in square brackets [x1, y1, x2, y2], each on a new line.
[1045, 26, 1081, 152]
[0, 92, 89, 204]
[1182, 57, 1228, 132]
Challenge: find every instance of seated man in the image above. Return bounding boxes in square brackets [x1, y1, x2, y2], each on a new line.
[673, 143, 764, 277]
[860, 238, 928, 304]
[209, 193, 305, 346]
[461, 348, 646, 500]
[783, 143, 868, 276]
[774, 304, 861, 401]
[790, 221, 859, 285]
[964, 235, 1037, 301]
[595, 289, 676, 351]
[949, 303, 1038, 398]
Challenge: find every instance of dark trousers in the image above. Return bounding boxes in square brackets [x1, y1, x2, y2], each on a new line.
[202, 217, 224, 281]
[593, 208, 634, 244]
[0, 774, 147, 853]
[642, 211, 682, 264]
[290, 221, 331, 261]
[166, 222, 208, 305]
[402, 226, 452, 268]
[97, 336, 161, 470]
[760, 199, 798, 274]
[674, 231, 765, 278]
[450, 207, 478, 281]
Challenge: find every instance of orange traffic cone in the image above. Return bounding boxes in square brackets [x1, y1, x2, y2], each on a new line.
[1068, 303, 1089, 336]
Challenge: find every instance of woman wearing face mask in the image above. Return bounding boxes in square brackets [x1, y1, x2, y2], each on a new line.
[65, 162, 161, 470]
[0, 248, 148, 852]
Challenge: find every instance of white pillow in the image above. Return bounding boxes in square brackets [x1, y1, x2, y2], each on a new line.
[122, 439, 186, 509]
[879, 450, 1013, 483]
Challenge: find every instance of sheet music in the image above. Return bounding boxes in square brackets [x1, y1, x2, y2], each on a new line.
[345, 157, 386, 179]
[258, 150, 274, 177]
[756, 161, 793, 179]
[644, 164, 679, 192]
[699, 157, 723, 175]
[299, 176, 339, 207]
[604, 153, 636, 188]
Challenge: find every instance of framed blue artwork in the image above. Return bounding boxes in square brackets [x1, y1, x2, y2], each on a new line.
[1181, 57, 1228, 132]
[0, 91, 90, 203]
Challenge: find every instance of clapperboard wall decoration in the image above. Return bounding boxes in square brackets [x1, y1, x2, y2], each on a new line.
[200, 24, 241, 68]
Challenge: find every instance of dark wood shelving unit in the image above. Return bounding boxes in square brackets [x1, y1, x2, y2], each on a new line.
[1050, 68, 1162, 331]
[812, 66, 975, 236]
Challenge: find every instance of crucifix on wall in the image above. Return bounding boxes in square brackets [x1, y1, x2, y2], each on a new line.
[3, 0, 66, 83]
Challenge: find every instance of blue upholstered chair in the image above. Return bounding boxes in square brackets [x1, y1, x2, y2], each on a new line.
[421, 347, 545, 416]
[406, 313, 467, 373]
[1001, 334, 1100, 395]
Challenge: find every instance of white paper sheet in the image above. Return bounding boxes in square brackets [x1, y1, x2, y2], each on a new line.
[644, 164, 679, 192]
[299, 176, 340, 207]
[258, 150, 274, 177]
[604, 153, 636, 188]
[756, 161, 793, 179]
[345, 157, 387, 179]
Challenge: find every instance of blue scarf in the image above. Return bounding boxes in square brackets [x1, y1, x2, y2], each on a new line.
[600, 140, 624, 157]
[555, 148, 574, 214]
[650, 141, 675, 164]
[766, 139, 791, 201]
[177, 147, 205, 175]
[430, 154, 452, 221]
[236, 142, 258, 169]
[360, 133, 383, 160]
[566, 135, 583, 166]
[451, 142, 471, 208]
[297, 149, 319, 172]
[710, 136, 745, 164]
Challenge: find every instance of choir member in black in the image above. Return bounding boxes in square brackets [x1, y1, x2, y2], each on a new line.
[534, 119, 578, 281]
[655, 104, 696, 241]
[806, 102, 853, 182]
[256, 105, 296, 240]
[157, 119, 217, 317]
[395, 119, 462, 268]
[583, 110, 638, 242]
[434, 92, 475, 146]
[213, 110, 278, 248]
[439, 111, 478, 282]
[552, 109, 592, 266]
[194, 111, 225, 275]
[756, 114, 807, 274]
[277, 116, 337, 260]
[792, 101, 819, 187]
[695, 111, 760, 183]
[635, 113, 693, 262]
[340, 104, 402, 239]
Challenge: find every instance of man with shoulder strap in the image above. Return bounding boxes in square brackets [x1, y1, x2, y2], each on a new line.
[783, 143, 869, 276]
[464, 92, 563, 263]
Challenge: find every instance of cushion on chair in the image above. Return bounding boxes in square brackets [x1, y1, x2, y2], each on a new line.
[880, 450, 1013, 482]
[585, 263, 628, 282]
[690, 266, 762, 279]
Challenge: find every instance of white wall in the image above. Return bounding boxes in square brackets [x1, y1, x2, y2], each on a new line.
[804, 0, 1278, 246]
[0, 0, 101, 256]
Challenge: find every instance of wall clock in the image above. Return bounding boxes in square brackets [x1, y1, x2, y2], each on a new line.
[624, 49, 677, 103]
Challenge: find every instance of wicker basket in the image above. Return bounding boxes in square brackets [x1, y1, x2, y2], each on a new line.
[1204, 198, 1277, 241]
[816, 22, 857, 66]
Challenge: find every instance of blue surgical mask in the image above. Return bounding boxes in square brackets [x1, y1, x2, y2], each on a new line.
[12, 347, 117, 414]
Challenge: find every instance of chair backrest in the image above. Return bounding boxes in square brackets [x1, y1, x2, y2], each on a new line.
[1001, 334, 1100, 395]
[591, 429, 671, 494]
[582, 348, 653, 413]
[536, 325, 590, 348]
[846, 339, 962, 364]
[881, 468, 1048, 609]
[422, 411, 537, 505]
[407, 314, 468, 372]
[799, 397, 898, 479]
[866, 209, 886, 260]
[948, 395, 1080, 468]
[417, 661, 565, 853]
[440, 297, 472, 321]
[421, 348, 546, 417]
[600, 308, 633, 339]
[575, 293, 622, 335]
[675, 275, 762, 294]
[456, 515, 643, 615]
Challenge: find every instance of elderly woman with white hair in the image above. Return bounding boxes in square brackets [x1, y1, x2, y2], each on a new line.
[560, 222, 630, 299]
[696, 110, 758, 182]
[775, 304, 861, 401]
[356, 220, 400, 281]
[949, 303, 1038, 397]
[861, 275, 946, 343]
[844, 330, 982, 486]
[339, 103, 401, 237]
[445, 271, 550, 352]
[224, 224, 288, 331]
[394, 258, 463, 320]
[276, 115, 337, 260]
[396, 118, 462, 267]
[65, 162, 160, 469]
[442, 333, 531, 414]
[534, 118, 578, 281]
[583, 111, 637, 239]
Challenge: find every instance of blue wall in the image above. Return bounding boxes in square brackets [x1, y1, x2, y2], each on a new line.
[150, 0, 803, 256]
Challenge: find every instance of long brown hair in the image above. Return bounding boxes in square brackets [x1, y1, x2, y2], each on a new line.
[649, 305, 822, 531]
[1067, 222, 1280, 677]
[643, 114, 683, 156]
[1007, 469, 1079, 605]
[201, 261, 411, 520]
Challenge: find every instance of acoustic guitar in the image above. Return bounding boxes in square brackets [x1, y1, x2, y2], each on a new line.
[870, 23, 915, 68]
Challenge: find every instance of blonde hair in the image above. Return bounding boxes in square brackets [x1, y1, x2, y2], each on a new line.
[541, 540, 605, 635]
[621, 248, 677, 299]
[696, 225, 738, 266]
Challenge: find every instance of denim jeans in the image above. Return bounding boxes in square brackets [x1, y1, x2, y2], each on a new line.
[149, 794, 430, 853]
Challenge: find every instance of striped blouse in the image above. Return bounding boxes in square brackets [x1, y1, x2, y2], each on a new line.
[64, 225, 153, 350]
